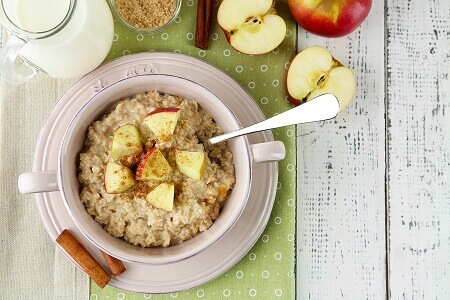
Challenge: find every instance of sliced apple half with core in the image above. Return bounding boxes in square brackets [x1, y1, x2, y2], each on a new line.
[287, 46, 356, 111]
[175, 150, 207, 180]
[111, 124, 143, 159]
[104, 162, 135, 194]
[217, 0, 287, 55]
[135, 148, 171, 181]
[146, 182, 175, 212]
[143, 108, 180, 142]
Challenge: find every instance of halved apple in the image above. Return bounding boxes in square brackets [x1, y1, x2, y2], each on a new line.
[217, 0, 286, 55]
[135, 148, 171, 181]
[143, 108, 180, 142]
[104, 162, 135, 194]
[146, 182, 174, 211]
[175, 150, 207, 180]
[287, 46, 356, 111]
[111, 124, 143, 159]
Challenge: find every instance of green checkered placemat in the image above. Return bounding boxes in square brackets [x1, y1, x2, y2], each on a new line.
[91, 0, 296, 299]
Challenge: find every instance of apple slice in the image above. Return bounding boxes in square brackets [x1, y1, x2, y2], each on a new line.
[217, 0, 286, 55]
[111, 124, 143, 159]
[146, 182, 175, 211]
[135, 148, 171, 181]
[104, 162, 135, 194]
[175, 150, 207, 180]
[143, 108, 180, 142]
[287, 46, 356, 111]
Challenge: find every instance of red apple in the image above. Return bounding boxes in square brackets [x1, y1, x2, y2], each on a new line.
[287, 0, 372, 37]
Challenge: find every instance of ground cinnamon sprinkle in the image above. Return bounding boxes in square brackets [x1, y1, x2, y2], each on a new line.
[116, 0, 176, 29]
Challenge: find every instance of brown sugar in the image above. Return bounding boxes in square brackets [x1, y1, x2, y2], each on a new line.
[116, 0, 176, 29]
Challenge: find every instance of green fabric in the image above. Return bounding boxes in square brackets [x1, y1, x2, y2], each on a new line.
[91, 0, 296, 299]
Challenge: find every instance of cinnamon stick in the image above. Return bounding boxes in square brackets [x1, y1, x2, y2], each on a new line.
[56, 230, 111, 288]
[195, 0, 213, 49]
[101, 251, 126, 276]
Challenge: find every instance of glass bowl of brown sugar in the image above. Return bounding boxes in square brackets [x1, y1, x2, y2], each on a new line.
[109, 0, 181, 34]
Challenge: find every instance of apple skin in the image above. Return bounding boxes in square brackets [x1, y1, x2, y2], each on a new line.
[288, 94, 302, 107]
[135, 147, 172, 181]
[287, 0, 372, 37]
[147, 107, 179, 116]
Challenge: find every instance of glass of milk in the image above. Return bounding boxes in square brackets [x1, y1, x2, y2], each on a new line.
[0, 0, 114, 83]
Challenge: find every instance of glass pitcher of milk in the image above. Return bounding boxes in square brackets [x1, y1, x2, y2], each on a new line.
[0, 0, 114, 83]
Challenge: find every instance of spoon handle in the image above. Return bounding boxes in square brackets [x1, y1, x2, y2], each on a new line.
[208, 93, 340, 145]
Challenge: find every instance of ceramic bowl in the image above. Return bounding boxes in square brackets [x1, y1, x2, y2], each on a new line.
[18, 74, 285, 264]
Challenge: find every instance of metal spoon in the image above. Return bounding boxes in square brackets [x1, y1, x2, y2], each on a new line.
[208, 93, 340, 145]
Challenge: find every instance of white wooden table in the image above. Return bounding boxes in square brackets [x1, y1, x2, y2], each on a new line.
[296, 0, 449, 299]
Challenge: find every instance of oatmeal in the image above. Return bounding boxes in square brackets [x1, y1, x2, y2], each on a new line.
[78, 91, 236, 247]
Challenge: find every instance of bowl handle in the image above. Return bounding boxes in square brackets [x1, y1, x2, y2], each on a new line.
[18, 171, 59, 194]
[250, 141, 286, 163]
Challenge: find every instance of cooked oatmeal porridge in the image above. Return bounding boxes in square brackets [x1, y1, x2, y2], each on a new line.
[78, 91, 236, 247]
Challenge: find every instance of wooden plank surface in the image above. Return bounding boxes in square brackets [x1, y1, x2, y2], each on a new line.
[295, 0, 387, 299]
[386, 0, 450, 299]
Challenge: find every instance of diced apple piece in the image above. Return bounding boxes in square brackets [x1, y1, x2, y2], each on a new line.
[143, 108, 180, 142]
[217, 0, 286, 55]
[135, 148, 171, 181]
[175, 150, 207, 180]
[146, 182, 175, 211]
[104, 162, 135, 194]
[111, 124, 143, 159]
[287, 46, 356, 111]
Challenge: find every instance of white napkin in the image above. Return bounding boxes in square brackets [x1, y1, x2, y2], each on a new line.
[0, 43, 89, 299]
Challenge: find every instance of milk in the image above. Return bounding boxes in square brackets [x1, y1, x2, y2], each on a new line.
[13, 0, 114, 78]
[15, 0, 71, 32]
